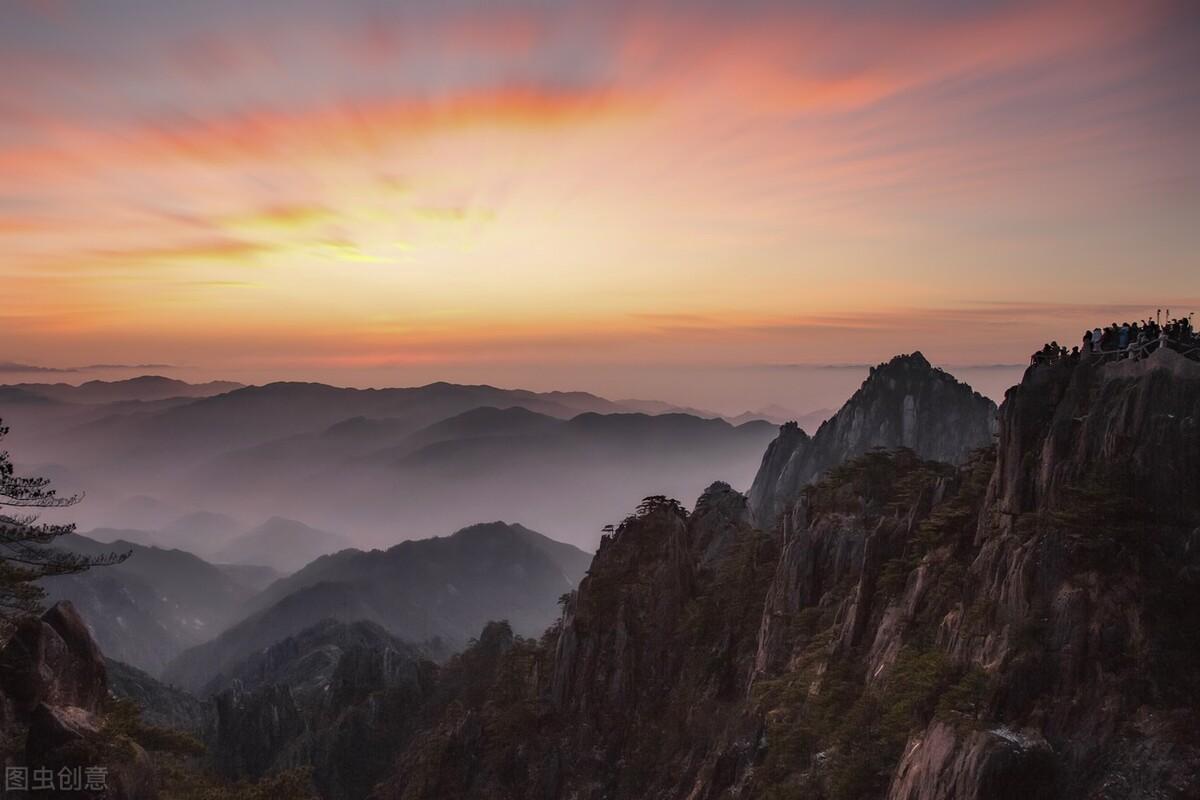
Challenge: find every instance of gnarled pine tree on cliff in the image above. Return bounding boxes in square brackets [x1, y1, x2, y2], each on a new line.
[0, 418, 127, 639]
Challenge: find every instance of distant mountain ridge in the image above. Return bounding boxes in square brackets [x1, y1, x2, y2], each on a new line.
[161, 522, 588, 693]
[180, 405, 775, 549]
[0, 376, 784, 548]
[41, 534, 263, 675]
[213, 516, 352, 573]
[9, 375, 243, 404]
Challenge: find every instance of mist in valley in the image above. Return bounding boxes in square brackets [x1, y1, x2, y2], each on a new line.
[0, 377, 797, 557]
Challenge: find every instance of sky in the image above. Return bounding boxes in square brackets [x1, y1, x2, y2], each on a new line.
[1, 0, 1198, 412]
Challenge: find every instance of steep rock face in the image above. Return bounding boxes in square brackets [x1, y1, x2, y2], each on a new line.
[551, 498, 695, 718]
[887, 722, 1056, 800]
[690, 481, 756, 569]
[746, 422, 811, 532]
[990, 348, 1199, 524]
[0, 602, 107, 715]
[912, 348, 1200, 798]
[374, 490, 779, 800]
[367, 346, 1196, 800]
[749, 347, 1200, 799]
[752, 450, 956, 682]
[749, 353, 996, 532]
[0, 602, 156, 800]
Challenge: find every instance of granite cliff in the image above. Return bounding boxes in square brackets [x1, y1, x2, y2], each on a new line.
[369, 347, 1198, 799]
[748, 353, 997, 532]
[0, 602, 157, 799]
[7, 347, 1196, 799]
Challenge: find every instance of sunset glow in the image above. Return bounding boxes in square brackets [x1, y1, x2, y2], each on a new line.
[2, 0, 1197, 407]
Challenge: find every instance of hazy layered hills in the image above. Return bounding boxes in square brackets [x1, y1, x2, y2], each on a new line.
[187, 407, 776, 548]
[8, 375, 243, 404]
[161, 521, 588, 692]
[41, 534, 264, 674]
[0, 377, 785, 549]
[212, 516, 352, 573]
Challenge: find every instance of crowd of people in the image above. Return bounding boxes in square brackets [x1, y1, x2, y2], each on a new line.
[1030, 313, 1197, 367]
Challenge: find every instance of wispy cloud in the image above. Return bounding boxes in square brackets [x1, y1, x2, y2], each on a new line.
[0, 361, 76, 373]
[0, 361, 177, 374]
[0, 0, 1196, 377]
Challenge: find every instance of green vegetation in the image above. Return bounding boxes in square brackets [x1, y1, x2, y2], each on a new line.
[758, 645, 984, 800]
[876, 447, 995, 604]
[935, 666, 991, 722]
[101, 696, 204, 759]
[1050, 470, 1153, 567]
[615, 494, 691, 534]
[98, 697, 319, 800]
[684, 530, 776, 646]
[158, 764, 318, 800]
[752, 448, 1003, 799]
[813, 448, 952, 516]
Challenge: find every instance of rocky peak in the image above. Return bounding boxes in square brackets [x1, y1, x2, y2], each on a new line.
[749, 353, 996, 532]
[691, 481, 755, 567]
[881, 345, 1200, 799]
[0, 603, 155, 799]
[747, 422, 812, 530]
[991, 345, 1200, 526]
[204, 618, 437, 799]
[551, 498, 694, 713]
[368, 340, 1200, 800]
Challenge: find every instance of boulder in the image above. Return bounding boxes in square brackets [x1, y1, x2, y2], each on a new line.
[0, 602, 107, 715]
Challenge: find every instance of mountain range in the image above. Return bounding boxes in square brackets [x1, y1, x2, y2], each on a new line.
[363, 346, 1200, 799]
[160, 521, 589, 693]
[0, 377, 786, 549]
[40, 534, 263, 674]
[211, 517, 352, 574]
[8, 347, 1195, 799]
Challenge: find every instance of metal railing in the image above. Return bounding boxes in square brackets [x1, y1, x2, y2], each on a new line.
[1032, 335, 1199, 367]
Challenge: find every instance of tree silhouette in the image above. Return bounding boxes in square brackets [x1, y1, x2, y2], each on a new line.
[634, 495, 688, 519]
[0, 417, 128, 635]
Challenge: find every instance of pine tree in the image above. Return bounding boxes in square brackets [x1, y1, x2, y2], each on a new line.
[0, 417, 127, 636]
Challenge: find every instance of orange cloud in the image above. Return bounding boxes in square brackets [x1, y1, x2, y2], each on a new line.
[0, 0, 1195, 385]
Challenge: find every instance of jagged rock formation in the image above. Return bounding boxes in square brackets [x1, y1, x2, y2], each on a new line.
[882, 347, 1200, 799]
[749, 353, 997, 532]
[208, 619, 435, 800]
[0, 602, 156, 799]
[372, 487, 779, 800]
[369, 347, 1199, 800]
